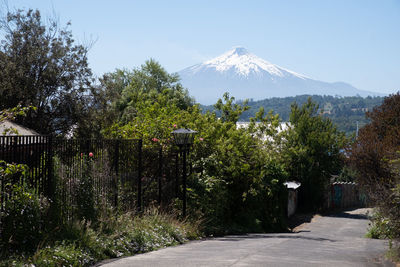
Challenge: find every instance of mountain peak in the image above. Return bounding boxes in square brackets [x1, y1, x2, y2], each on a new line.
[200, 47, 307, 78]
[230, 46, 249, 56]
[178, 47, 379, 105]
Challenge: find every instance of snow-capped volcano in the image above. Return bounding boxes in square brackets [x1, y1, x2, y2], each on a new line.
[198, 46, 307, 79]
[178, 47, 382, 105]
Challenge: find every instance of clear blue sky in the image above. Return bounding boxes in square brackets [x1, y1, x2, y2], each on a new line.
[3, 0, 400, 94]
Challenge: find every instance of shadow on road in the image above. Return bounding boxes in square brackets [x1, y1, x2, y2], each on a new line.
[215, 233, 336, 243]
[288, 213, 315, 230]
[288, 207, 370, 231]
[326, 211, 369, 220]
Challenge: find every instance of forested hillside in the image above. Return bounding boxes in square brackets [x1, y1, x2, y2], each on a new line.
[201, 95, 384, 134]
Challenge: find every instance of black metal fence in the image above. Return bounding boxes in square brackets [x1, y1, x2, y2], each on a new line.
[0, 136, 181, 221]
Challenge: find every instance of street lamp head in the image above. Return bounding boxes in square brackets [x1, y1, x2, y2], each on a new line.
[172, 128, 197, 146]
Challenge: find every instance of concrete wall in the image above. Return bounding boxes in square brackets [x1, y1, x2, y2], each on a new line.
[287, 189, 298, 217]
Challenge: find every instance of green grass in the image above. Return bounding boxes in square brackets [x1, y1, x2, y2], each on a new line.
[0, 207, 202, 267]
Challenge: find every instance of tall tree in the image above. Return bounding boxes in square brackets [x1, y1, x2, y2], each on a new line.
[78, 60, 194, 137]
[350, 93, 400, 239]
[282, 98, 346, 211]
[0, 9, 93, 135]
[116, 59, 194, 123]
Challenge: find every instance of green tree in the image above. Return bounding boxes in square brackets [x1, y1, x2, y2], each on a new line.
[117, 59, 194, 121]
[282, 98, 346, 211]
[214, 92, 249, 123]
[78, 60, 194, 138]
[105, 88, 288, 232]
[0, 9, 93, 135]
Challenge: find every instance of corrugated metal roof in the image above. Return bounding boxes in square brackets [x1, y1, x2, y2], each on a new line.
[284, 181, 301, 190]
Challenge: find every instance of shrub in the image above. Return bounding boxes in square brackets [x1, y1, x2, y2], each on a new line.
[0, 184, 49, 254]
[32, 243, 94, 267]
[0, 161, 50, 254]
[366, 210, 395, 239]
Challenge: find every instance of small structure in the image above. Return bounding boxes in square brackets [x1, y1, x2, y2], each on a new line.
[284, 181, 301, 217]
[0, 120, 42, 163]
[0, 119, 39, 136]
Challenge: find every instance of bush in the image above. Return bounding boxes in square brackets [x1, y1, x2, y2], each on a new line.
[366, 210, 395, 239]
[60, 208, 199, 265]
[0, 161, 50, 255]
[0, 184, 49, 254]
[32, 243, 94, 267]
[0, 205, 201, 266]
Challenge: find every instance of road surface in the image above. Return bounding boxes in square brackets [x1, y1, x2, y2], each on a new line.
[100, 208, 393, 267]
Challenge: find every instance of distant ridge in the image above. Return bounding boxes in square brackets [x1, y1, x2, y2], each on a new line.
[178, 47, 383, 105]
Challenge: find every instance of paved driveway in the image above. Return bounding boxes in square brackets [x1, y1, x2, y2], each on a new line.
[100, 208, 393, 267]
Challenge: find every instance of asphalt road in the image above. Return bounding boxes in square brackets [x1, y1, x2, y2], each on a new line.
[100, 208, 393, 267]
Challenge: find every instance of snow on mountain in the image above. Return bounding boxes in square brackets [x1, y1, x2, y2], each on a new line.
[178, 47, 382, 105]
[193, 46, 307, 79]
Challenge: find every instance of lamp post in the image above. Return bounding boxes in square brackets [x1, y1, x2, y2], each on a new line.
[172, 128, 197, 217]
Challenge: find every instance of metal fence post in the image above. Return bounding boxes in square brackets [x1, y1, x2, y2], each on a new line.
[182, 146, 187, 217]
[175, 148, 180, 198]
[137, 139, 142, 212]
[85, 139, 91, 154]
[158, 146, 162, 205]
[114, 140, 120, 207]
[47, 135, 54, 200]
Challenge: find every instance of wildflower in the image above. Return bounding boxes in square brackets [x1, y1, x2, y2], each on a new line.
[173, 124, 177, 128]
[152, 138, 159, 142]
[199, 137, 204, 141]
[80, 153, 83, 158]
[89, 152, 94, 157]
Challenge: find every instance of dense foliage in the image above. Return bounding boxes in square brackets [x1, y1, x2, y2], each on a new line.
[0, 9, 93, 135]
[103, 87, 289, 233]
[350, 93, 400, 245]
[0, 161, 48, 254]
[1, 205, 199, 266]
[280, 98, 346, 211]
[0, 154, 200, 265]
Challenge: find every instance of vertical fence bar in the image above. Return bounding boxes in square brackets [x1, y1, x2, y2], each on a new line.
[29, 136, 34, 189]
[158, 146, 162, 205]
[39, 136, 44, 193]
[137, 139, 142, 212]
[182, 146, 187, 217]
[113, 139, 120, 208]
[175, 149, 179, 198]
[47, 136, 54, 200]
[22, 136, 27, 186]
[34, 136, 39, 193]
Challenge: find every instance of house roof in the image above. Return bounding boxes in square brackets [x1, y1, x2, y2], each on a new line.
[0, 119, 39, 136]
